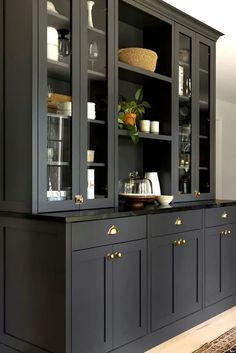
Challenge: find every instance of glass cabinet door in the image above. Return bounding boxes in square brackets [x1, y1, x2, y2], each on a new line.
[177, 31, 193, 198]
[198, 38, 214, 198]
[80, 0, 114, 209]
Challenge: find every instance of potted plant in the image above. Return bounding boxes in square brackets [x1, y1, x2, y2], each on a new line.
[118, 88, 151, 144]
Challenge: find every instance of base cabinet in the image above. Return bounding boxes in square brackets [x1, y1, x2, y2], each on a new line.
[205, 223, 236, 306]
[151, 230, 203, 331]
[72, 239, 147, 353]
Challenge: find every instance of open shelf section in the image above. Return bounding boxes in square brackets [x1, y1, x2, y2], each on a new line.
[118, 129, 172, 141]
[88, 119, 106, 125]
[47, 59, 70, 81]
[47, 11, 70, 30]
[118, 61, 172, 83]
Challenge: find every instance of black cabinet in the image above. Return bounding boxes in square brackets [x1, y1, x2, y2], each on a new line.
[72, 239, 147, 353]
[150, 213, 203, 331]
[205, 207, 236, 306]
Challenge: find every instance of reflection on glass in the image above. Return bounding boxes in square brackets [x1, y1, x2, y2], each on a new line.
[88, 40, 99, 71]
[178, 33, 192, 195]
[199, 43, 210, 193]
[58, 29, 70, 62]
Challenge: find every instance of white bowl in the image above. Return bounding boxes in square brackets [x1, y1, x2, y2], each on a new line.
[156, 195, 173, 206]
[47, 1, 58, 13]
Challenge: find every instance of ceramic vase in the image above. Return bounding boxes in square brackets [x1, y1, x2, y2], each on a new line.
[87, 1, 95, 28]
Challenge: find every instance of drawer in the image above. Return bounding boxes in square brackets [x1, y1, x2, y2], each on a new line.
[72, 216, 146, 250]
[205, 206, 236, 228]
[150, 210, 202, 237]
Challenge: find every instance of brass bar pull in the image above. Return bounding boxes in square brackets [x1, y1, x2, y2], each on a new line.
[75, 195, 84, 205]
[221, 211, 228, 219]
[114, 252, 122, 259]
[107, 225, 119, 236]
[106, 253, 115, 261]
[175, 217, 183, 225]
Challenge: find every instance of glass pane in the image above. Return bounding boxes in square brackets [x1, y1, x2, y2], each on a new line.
[47, 1, 72, 201]
[87, 0, 108, 200]
[178, 34, 192, 195]
[199, 43, 210, 193]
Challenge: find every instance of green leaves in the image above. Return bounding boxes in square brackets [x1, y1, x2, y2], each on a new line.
[117, 87, 151, 144]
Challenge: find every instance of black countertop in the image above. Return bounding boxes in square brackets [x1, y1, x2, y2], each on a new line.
[1, 199, 235, 223]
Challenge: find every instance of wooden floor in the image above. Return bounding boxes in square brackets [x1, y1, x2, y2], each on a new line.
[146, 306, 236, 353]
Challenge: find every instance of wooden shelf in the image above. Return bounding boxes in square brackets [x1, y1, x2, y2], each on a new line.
[200, 68, 208, 74]
[179, 61, 190, 68]
[88, 119, 106, 125]
[88, 26, 106, 36]
[47, 10, 70, 30]
[118, 61, 172, 83]
[88, 70, 106, 81]
[48, 112, 71, 119]
[179, 95, 191, 102]
[47, 59, 70, 80]
[118, 129, 172, 141]
[47, 162, 70, 166]
[200, 135, 209, 140]
[87, 162, 106, 167]
[200, 167, 209, 171]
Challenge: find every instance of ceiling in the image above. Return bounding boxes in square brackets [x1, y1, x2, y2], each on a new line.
[163, 0, 236, 104]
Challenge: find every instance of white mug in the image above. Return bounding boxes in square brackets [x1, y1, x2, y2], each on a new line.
[139, 120, 150, 133]
[144, 172, 161, 195]
[150, 121, 159, 134]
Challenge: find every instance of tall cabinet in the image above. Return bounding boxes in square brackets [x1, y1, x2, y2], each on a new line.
[0, 0, 222, 214]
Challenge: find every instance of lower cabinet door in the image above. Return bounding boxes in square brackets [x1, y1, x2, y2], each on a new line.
[112, 239, 147, 349]
[222, 223, 236, 297]
[151, 230, 202, 331]
[205, 223, 236, 306]
[72, 246, 112, 353]
[205, 226, 223, 306]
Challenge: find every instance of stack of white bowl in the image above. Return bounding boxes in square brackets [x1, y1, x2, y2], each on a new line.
[87, 102, 96, 120]
[47, 26, 59, 61]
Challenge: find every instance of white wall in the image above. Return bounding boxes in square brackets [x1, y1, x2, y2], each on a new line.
[163, 0, 236, 199]
[216, 100, 236, 199]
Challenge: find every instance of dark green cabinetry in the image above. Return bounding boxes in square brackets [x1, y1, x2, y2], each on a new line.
[205, 207, 236, 306]
[72, 239, 147, 353]
[150, 213, 203, 330]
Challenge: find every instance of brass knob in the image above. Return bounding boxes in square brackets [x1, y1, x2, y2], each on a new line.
[175, 217, 183, 225]
[106, 253, 115, 260]
[182, 239, 186, 245]
[75, 195, 84, 205]
[174, 239, 182, 246]
[114, 252, 122, 259]
[224, 230, 228, 236]
[194, 191, 201, 198]
[221, 211, 228, 219]
[107, 225, 119, 236]
[227, 230, 231, 235]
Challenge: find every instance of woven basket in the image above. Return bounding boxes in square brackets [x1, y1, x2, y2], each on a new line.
[119, 48, 158, 72]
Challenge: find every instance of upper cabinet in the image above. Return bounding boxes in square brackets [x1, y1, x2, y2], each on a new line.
[0, 0, 222, 213]
[174, 24, 215, 201]
[37, 0, 115, 212]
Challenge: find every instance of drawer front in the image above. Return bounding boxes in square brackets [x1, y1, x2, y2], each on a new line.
[150, 210, 202, 237]
[205, 206, 236, 228]
[72, 216, 146, 250]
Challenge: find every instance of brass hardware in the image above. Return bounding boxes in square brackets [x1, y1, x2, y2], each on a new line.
[228, 230, 231, 235]
[221, 230, 229, 236]
[224, 230, 228, 236]
[106, 253, 115, 260]
[221, 211, 228, 219]
[107, 225, 119, 236]
[175, 217, 183, 226]
[174, 239, 182, 246]
[182, 239, 186, 245]
[194, 191, 201, 198]
[114, 252, 122, 259]
[75, 195, 84, 205]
